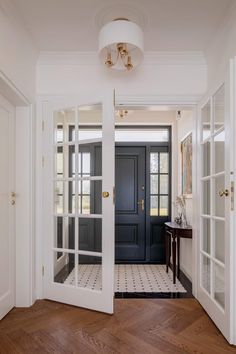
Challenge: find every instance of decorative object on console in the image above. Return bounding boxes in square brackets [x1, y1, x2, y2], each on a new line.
[99, 18, 144, 71]
[174, 195, 188, 227]
[174, 215, 182, 225]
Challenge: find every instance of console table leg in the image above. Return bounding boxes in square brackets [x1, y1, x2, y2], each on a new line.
[177, 237, 180, 279]
[172, 235, 176, 284]
[165, 231, 169, 273]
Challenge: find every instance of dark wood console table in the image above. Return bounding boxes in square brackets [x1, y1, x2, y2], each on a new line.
[165, 222, 192, 284]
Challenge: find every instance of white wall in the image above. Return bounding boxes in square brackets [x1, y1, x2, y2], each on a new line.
[0, 0, 38, 101]
[0, 0, 38, 307]
[206, 1, 236, 89]
[176, 110, 193, 280]
[37, 52, 207, 97]
[15, 106, 35, 306]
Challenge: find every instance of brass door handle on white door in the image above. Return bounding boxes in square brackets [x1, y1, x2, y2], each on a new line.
[218, 189, 229, 197]
[137, 199, 145, 211]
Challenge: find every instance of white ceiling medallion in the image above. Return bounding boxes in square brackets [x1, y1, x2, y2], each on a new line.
[99, 18, 144, 71]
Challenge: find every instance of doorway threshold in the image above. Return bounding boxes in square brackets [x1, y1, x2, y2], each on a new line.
[114, 264, 193, 298]
[115, 291, 193, 299]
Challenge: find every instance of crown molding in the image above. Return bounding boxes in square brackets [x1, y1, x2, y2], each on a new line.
[115, 94, 202, 106]
[144, 51, 206, 66]
[38, 51, 206, 66]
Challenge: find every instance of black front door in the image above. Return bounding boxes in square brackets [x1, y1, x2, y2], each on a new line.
[115, 144, 171, 263]
[115, 147, 146, 261]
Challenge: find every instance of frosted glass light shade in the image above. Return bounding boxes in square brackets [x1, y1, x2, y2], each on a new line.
[99, 20, 144, 70]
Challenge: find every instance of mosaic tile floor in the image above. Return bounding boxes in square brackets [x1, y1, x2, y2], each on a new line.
[64, 264, 187, 293]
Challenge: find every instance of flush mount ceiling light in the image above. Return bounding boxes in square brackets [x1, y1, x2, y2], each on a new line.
[99, 18, 144, 71]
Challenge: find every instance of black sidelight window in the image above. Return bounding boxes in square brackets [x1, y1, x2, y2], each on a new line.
[150, 150, 169, 216]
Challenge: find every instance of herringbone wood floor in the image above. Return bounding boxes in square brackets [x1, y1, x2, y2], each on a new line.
[0, 299, 235, 354]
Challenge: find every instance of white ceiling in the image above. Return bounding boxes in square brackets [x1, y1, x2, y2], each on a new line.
[12, 0, 233, 52]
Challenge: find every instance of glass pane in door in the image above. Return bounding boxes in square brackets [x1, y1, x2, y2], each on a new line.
[160, 153, 169, 173]
[213, 85, 225, 132]
[214, 132, 225, 174]
[201, 255, 211, 294]
[54, 252, 75, 285]
[78, 218, 102, 253]
[150, 175, 159, 194]
[78, 255, 102, 291]
[54, 108, 76, 143]
[214, 175, 225, 218]
[213, 263, 225, 309]
[150, 153, 159, 173]
[150, 196, 158, 216]
[202, 141, 210, 177]
[54, 216, 75, 251]
[202, 180, 211, 215]
[160, 196, 168, 216]
[78, 180, 102, 215]
[55, 181, 64, 214]
[78, 104, 102, 141]
[149, 150, 169, 218]
[202, 100, 211, 140]
[214, 220, 225, 263]
[202, 218, 211, 254]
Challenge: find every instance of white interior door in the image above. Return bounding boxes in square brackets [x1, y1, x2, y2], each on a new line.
[0, 94, 15, 320]
[197, 62, 235, 343]
[43, 92, 115, 313]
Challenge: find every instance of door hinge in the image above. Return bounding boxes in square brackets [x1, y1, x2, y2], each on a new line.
[113, 187, 115, 205]
[231, 181, 234, 211]
[113, 89, 116, 107]
[42, 120, 45, 131]
[42, 266, 45, 276]
[11, 192, 16, 206]
[42, 156, 45, 167]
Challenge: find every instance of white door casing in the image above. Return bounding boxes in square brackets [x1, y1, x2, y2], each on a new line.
[0, 94, 15, 320]
[197, 60, 236, 343]
[42, 92, 115, 313]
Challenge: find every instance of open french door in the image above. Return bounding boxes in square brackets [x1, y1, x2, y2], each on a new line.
[42, 92, 115, 313]
[197, 60, 236, 343]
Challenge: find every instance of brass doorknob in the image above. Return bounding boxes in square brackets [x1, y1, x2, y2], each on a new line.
[219, 189, 229, 197]
[102, 191, 109, 198]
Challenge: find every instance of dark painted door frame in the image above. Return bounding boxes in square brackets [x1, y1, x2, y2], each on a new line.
[68, 125, 172, 263]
